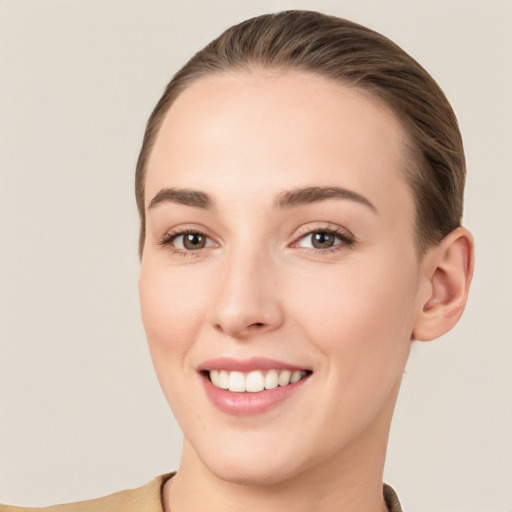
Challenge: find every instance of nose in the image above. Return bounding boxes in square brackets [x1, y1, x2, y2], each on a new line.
[209, 248, 284, 339]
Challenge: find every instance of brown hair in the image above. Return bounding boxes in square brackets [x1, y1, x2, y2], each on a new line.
[135, 10, 465, 257]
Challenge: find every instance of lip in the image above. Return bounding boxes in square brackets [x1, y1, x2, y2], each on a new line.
[198, 357, 312, 416]
[198, 356, 308, 372]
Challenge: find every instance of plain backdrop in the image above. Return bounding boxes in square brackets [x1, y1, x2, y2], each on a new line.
[1, 1, 511, 511]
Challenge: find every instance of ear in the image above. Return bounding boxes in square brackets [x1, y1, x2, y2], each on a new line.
[413, 227, 474, 342]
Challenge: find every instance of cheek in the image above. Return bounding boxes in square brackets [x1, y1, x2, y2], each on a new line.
[288, 255, 418, 382]
[138, 266, 209, 433]
[138, 264, 208, 372]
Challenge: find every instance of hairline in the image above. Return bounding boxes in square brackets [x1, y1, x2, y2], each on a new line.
[137, 66, 430, 259]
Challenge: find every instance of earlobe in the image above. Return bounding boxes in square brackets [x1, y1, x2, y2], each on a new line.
[413, 227, 474, 342]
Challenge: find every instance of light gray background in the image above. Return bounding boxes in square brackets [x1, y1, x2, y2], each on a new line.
[1, 1, 511, 510]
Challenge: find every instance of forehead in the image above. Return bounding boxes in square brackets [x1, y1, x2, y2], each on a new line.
[146, 70, 414, 219]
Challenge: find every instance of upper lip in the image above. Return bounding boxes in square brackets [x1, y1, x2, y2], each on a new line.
[198, 357, 310, 372]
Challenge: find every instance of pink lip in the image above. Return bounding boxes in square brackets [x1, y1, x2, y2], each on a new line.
[201, 376, 310, 416]
[198, 357, 311, 416]
[198, 357, 307, 372]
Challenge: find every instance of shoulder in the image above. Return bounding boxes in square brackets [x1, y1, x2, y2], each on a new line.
[0, 473, 174, 512]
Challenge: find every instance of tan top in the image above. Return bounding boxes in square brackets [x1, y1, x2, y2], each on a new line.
[0, 474, 173, 512]
[0, 474, 403, 512]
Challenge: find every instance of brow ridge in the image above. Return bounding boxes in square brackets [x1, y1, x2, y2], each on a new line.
[148, 185, 375, 212]
[148, 188, 215, 210]
[274, 186, 376, 211]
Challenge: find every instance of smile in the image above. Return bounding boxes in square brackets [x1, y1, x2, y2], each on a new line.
[198, 358, 312, 415]
[208, 369, 308, 393]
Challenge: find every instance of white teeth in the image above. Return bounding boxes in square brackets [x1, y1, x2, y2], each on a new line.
[228, 371, 245, 392]
[210, 369, 220, 387]
[278, 370, 292, 386]
[246, 371, 265, 392]
[219, 370, 229, 389]
[290, 370, 302, 383]
[264, 369, 278, 389]
[209, 369, 307, 392]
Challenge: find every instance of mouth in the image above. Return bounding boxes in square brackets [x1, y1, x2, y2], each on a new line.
[198, 358, 312, 415]
[203, 368, 310, 393]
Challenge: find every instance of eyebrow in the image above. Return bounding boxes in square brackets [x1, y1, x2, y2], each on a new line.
[147, 185, 376, 212]
[148, 188, 215, 210]
[274, 186, 376, 212]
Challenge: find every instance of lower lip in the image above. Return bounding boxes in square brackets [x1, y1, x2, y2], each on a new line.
[201, 374, 310, 416]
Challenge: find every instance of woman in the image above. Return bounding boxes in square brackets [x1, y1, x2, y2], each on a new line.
[1, 10, 473, 512]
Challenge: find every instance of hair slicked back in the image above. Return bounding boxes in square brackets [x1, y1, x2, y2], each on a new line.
[136, 10, 465, 257]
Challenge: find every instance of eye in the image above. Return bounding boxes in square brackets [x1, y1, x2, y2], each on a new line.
[161, 230, 217, 251]
[294, 228, 354, 251]
[300, 231, 337, 249]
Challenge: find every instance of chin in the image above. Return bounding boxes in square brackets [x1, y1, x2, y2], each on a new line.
[191, 430, 306, 487]
[207, 457, 300, 487]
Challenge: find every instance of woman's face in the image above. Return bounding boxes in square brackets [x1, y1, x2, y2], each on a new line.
[139, 71, 427, 484]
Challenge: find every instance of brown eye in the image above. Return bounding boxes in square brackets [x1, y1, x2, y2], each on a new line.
[311, 231, 336, 249]
[294, 228, 353, 252]
[169, 232, 215, 251]
[182, 233, 206, 250]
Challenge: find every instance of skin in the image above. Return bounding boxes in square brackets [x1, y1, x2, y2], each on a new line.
[138, 70, 473, 512]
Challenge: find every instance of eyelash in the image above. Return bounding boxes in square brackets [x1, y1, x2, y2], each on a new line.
[158, 228, 215, 258]
[292, 226, 355, 254]
[158, 225, 355, 257]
